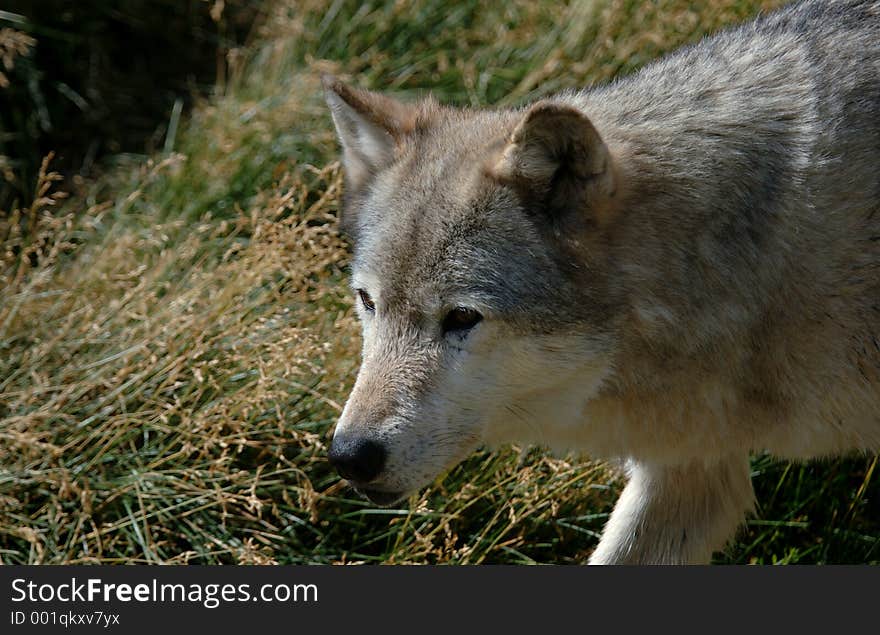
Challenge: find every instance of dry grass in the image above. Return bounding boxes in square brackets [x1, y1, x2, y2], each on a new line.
[1, 0, 877, 565]
[0, 27, 34, 89]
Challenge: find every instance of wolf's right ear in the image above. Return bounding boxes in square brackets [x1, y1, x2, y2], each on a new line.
[322, 75, 421, 192]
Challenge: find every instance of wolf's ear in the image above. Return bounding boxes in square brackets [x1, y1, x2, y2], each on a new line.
[322, 74, 420, 191]
[491, 101, 615, 224]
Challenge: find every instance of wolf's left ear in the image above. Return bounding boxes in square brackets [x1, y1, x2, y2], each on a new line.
[491, 101, 616, 224]
[322, 75, 421, 191]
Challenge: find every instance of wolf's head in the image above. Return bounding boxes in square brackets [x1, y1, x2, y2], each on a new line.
[322, 76, 623, 505]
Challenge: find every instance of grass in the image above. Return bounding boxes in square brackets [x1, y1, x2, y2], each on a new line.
[1, 0, 877, 565]
[0, 0, 258, 210]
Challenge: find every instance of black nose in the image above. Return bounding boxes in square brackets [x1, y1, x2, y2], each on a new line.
[328, 436, 387, 483]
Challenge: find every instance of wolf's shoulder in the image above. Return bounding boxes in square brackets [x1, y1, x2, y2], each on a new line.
[579, 0, 879, 111]
[704, 0, 880, 61]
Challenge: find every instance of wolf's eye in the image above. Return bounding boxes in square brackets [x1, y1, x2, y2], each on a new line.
[442, 307, 483, 335]
[358, 289, 375, 312]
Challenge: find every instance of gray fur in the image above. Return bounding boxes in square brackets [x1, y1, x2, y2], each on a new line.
[324, 0, 880, 563]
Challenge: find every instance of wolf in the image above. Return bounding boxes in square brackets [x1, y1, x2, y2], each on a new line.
[322, 0, 880, 564]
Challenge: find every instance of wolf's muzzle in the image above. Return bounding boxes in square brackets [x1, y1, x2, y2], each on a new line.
[328, 435, 387, 484]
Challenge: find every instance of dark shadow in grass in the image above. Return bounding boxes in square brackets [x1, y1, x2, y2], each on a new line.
[719, 455, 880, 564]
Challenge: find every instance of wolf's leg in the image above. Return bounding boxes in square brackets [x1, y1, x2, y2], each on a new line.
[588, 455, 755, 564]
